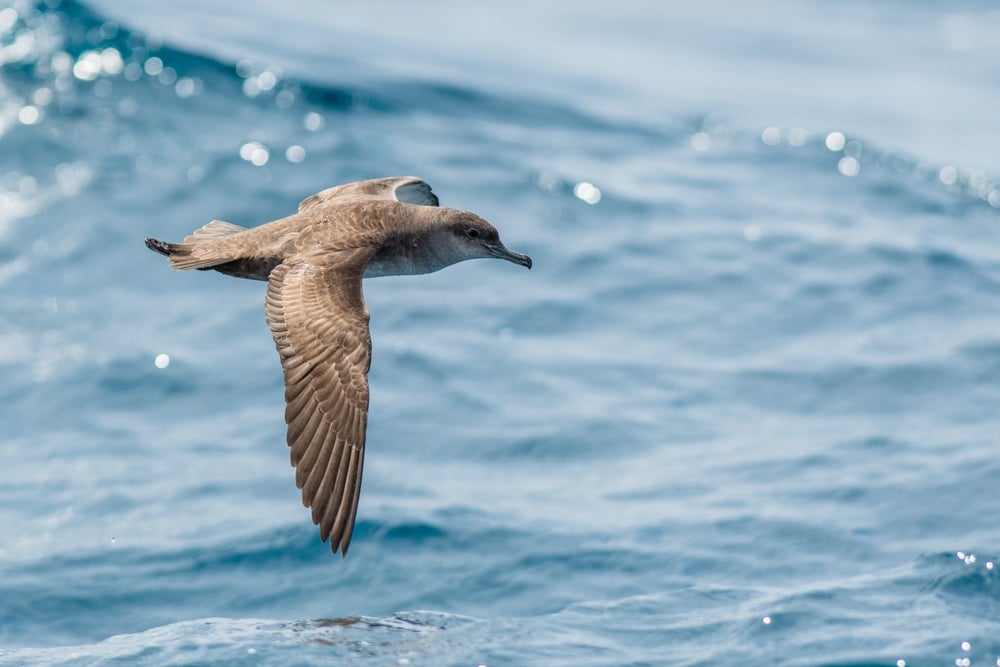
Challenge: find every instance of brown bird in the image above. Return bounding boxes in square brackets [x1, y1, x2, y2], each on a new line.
[145, 176, 531, 555]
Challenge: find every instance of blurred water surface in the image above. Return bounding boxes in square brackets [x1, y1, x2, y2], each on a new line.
[2, 1, 1000, 665]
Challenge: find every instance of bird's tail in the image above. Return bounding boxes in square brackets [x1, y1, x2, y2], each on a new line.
[144, 237, 176, 257]
[143, 220, 247, 270]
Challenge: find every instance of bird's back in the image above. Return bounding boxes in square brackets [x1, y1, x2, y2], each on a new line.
[148, 200, 410, 280]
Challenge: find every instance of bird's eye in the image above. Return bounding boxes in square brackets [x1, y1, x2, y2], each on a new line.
[466, 228, 481, 239]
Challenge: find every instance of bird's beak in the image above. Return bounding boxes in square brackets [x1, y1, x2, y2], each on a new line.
[484, 242, 532, 269]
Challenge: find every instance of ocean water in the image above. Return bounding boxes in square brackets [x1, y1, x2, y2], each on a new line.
[2, 0, 1000, 665]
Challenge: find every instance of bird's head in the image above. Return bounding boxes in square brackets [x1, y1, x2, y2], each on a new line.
[433, 209, 532, 270]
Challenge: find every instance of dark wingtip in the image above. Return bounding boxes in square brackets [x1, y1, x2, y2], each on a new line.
[145, 237, 173, 257]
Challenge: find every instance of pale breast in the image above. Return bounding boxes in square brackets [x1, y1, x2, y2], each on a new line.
[363, 235, 449, 277]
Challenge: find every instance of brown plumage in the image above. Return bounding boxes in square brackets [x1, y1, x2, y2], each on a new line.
[145, 176, 531, 556]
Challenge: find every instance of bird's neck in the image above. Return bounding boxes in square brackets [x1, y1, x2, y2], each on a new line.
[363, 228, 451, 278]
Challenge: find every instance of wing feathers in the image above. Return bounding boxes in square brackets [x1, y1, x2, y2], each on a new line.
[298, 176, 439, 212]
[264, 252, 374, 556]
[327, 447, 358, 542]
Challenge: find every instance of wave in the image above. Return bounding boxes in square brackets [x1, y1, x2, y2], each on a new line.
[4, 550, 997, 666]
[2, 0, 640, 132]
[0, 611, 485, 666]
[2, 1, 992, 203]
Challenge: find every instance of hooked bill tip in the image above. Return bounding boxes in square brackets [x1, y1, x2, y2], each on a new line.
[486, 242, 532, 269]
[504, 249, 532, 269]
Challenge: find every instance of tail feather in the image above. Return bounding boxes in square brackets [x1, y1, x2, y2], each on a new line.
[187, 219, 246, 241]
[144, 220, 248, 271]
[144, 237, 176, 256]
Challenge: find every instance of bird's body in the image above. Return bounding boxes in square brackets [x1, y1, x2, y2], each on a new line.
[145, 176, 531, 556]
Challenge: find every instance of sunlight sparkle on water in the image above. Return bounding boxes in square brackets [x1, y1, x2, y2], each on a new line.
[69, 47, 124, 80]
[787, 128, 808, 146]
[256, 69, 278, 92]
[143, 57, 163, 77]
[690, 132, 712, 151]
[72, 51, 102, 81]
[957, 551, 976, 565]
[304, 112, 324, 132]
[573, 182, 601, 204]
[761, 127, 781, 146]
[240, 141, 269, 166]
[101, 48, 123, 75]
[939, 165, 958, 186]
[236, 59, 254, 78]
[18, 105, 39, 125]
[174, 77, 201, 98]
[0, 7, 18, 34]
[825, 131, 846, 151]
[158, 67, 177, 86]
[33, 87, 52, 106]
[838, 156, 860, 177]
[122, 62, 142, 81]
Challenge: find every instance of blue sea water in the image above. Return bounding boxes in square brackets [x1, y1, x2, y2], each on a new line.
[2, 0, 1000, 664]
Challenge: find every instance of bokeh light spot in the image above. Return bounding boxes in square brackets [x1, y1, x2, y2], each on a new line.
[939, 165, 958, 186]
[18, 105, 40, 125]
[573, 182, 601, 204]
[825, 131, 846, 151]
[761, 127, 781, 146]
[690, 132, 712, 151]
[787, 128, 809, 146]
[240, 141, 270, 166]
[175, 77, 201, 98]
[33, 87, 53, 106]
[837, 156, 860, 177]
[304, 112, 324, 132]
[0, 7, 18, 35]
[143, 56, 163, 77]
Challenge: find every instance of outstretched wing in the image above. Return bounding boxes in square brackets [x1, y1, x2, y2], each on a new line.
[298, 176, 439, 212]
[264, 250, 375, 555]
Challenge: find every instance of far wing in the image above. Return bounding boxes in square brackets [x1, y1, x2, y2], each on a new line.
[299, 176, 439, 212]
